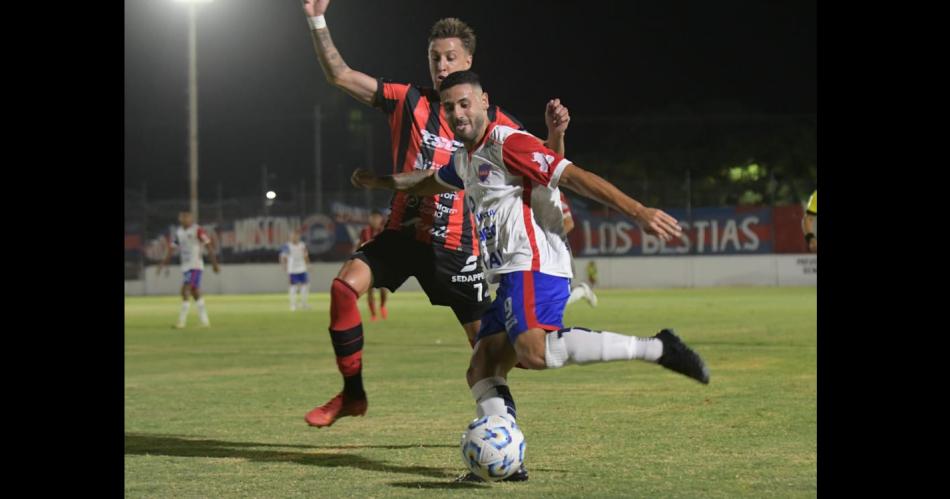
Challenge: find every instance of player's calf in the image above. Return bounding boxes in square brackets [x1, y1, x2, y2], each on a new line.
[543, 326, 710, 384]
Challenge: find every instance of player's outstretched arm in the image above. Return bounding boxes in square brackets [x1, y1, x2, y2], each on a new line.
[302, 0, 378, 106]
[558, 163, 683, 241]
[351, 168, 453, 196]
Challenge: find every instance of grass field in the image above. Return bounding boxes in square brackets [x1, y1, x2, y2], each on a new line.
[125, 287, 816, 498]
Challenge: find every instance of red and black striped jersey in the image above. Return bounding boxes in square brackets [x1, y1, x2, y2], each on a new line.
[372, 78, 525, 255]
[359, 225, 382, 246]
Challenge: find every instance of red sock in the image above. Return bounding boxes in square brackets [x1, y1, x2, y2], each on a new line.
[329, 278, 365, 398]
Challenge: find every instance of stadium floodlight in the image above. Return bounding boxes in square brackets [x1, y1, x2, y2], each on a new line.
[266, 191, 277, 200]
[174, 0, 215, 220]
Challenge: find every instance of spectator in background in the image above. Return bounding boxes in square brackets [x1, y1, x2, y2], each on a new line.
[586, 260, 599, 287]
[802, 190, 817, 252]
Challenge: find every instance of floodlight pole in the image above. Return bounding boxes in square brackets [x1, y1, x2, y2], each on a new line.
[187, 3, 200, 220]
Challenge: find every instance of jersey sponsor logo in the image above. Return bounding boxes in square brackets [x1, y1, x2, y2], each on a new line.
[477, 224, 497, 242]
[413, 154, 439, 171]
[433, 202, 458, 218]
[461, 255, 478, 272]
[421, 129, 463, 153]
[488, 249, 504, 268]
[478, 163, 492, 182]
[475, 209, 496, 223]
[531, 152, 555, 173]
[451, 272, 485, 283]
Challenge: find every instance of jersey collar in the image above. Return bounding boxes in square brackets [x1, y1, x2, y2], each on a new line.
[467, 122, 497, 158]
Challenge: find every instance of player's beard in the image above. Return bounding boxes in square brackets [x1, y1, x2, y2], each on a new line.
[457, 113, 486, 146]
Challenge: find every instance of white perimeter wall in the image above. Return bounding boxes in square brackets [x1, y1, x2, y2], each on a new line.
[125, 254, 816, 296]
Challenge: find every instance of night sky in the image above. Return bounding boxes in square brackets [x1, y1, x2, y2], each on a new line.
[124, 0, 816, 201]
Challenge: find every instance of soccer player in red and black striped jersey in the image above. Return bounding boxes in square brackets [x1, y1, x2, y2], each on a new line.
[358, 210, 387, 321]
[301, 0, 571, 430]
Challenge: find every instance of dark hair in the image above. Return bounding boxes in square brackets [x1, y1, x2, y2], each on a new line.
[439, 70, 482, 93]
[429, 18, 476, 55]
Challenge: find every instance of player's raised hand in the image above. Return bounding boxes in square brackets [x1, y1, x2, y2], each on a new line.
[636, 208, 683, 242]
[351, 169, 378, 189]
[545, 98, 571, 135]
[302, 0, 331, 17]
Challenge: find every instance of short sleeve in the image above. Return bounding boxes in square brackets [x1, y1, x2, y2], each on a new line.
[501, 133, 571, 188]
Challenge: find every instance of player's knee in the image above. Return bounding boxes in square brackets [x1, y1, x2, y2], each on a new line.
[515, 351, 546, 370]
[330, 278, 358, 304]
[336, 259, 371, 295]
[514, 331, 549, 370]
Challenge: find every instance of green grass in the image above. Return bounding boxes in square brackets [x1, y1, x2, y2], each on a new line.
[125, 287, 816, 498]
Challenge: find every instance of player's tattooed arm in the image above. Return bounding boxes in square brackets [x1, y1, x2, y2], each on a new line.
[543, 98, 570, 156]
[303, 0, 378, 106]
[558, 163, 682, 241]
[351, 168, 452, 196]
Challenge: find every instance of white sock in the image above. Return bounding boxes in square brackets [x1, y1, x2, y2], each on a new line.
[567, 285, 586, 305]
[470, 376, 511, 419]
[196, 297, 209, 324]
[178, 301, 190, 325]
[289, 286, 297, 308]
[300, 285, 309, 306]
[544, 327, 664, 368]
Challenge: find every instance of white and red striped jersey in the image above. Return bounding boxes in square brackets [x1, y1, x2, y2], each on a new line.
[435, 123, 573, 282]
[172, 225, 210, 271]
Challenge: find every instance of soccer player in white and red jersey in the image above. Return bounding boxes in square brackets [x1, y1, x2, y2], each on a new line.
[157, 211, 220, 328]
[280, 230, 311, 311]
[300, 0, 571, 432]
[354, 71, 709, 480]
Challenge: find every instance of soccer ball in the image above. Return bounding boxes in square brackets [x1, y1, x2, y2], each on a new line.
[460, 414, 525, 481]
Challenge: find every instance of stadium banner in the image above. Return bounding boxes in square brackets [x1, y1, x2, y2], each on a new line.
[140, 201, 377, 263]
[565, 203, 808, 256]
[131, 204, 810, 263]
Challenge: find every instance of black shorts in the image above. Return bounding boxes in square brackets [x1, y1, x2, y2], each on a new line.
[350, 230, 490, 324]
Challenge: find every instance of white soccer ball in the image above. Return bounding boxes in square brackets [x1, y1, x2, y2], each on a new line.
[460, 414, 525, 481]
